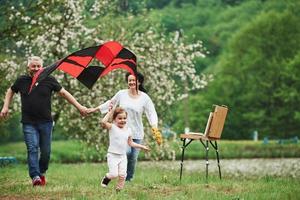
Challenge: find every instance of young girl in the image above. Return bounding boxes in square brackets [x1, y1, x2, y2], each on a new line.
[100, 107, 150, 191]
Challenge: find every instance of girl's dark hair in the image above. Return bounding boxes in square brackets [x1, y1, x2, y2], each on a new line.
[113, 107, 127, 120]
[125, 72, 147, 93]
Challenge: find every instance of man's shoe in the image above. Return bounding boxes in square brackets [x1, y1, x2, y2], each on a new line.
[40, 175, 46, 186]
[32, 176, 42, 186]
[101, 176, 111, 188]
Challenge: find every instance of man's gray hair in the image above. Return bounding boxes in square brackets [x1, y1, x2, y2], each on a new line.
[28, 56, 43, 67]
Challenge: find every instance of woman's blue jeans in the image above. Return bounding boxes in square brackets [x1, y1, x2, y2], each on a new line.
[126, 139, 142, 181]
[22, 122, 53, 179]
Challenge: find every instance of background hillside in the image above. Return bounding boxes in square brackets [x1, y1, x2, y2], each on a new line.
[1, 0, 299, 143]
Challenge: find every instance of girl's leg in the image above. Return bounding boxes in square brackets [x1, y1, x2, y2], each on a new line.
[106, 153, 119, 179]
[116, 176, 126, 191]
[102, 153, 119, 187]
[116, 155, 127, 190]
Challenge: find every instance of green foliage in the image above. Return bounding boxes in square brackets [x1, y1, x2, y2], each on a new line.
[0, 114, 22, 143]
[0, 66, 8, 98]
[149, 0, 299, 75]
[187, 8, 300, 139]
[1, 0, 300, 142]
[220, 9, 300, 138]
[149, 0, 265, 70]
[146, 0, 172, 9]
[170, 93, 211, 133]
[170, 1, 300, 139]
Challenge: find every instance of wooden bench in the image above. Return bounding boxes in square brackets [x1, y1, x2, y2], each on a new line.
[179, 105, 228, 183]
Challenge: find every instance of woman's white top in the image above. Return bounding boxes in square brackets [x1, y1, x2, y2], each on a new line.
[108, 124, 132, 155]
[99, 89, 158, 139]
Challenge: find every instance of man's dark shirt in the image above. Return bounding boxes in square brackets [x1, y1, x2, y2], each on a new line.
[11, 75, 62, 124]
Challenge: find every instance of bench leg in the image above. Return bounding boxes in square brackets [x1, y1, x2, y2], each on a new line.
[205, 140, 209, 183]
[215, 141, 222, 180]
[179, 139, 186, 181]
[200, 139, 210, 183]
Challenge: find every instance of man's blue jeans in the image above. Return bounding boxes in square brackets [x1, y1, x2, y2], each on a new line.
[126, 139, 142, 181]
[22, 122, 53, 179]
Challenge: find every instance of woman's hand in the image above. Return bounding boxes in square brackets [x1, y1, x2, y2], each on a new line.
[86, 107, 99, 114]
[108, 100, 115, 111]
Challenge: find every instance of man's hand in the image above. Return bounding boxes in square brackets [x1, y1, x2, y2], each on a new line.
[151, 127, 163, 145]
[1, 88, 15, 120]
[0, 107, 9, 120]
[79, 105, 88, 117]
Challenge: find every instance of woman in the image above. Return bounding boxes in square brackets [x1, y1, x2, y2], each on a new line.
[88, 72, 162, 181]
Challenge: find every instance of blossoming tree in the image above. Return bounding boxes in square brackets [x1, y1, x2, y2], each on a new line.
[0, 0, 209, 160]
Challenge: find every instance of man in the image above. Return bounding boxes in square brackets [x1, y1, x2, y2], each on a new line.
[0, 56, 88, 186]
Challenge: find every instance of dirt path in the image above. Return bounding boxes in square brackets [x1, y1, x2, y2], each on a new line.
[140, 158, 300, 178]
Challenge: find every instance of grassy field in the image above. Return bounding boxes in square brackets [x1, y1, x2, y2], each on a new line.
[1, 140, 299, 199]
[1, 162, 299, 200]
[1, 140, 299, 163]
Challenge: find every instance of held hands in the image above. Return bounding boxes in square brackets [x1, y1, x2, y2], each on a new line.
[86, 100, 115, 115]
[151, 127, 163, 145]
[78, 105, 88, 117]
[86, 107, 99, 114]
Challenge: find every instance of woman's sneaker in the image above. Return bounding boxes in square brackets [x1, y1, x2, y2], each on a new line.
[32, 176, 42, 186]
[101, 176, 111, 187]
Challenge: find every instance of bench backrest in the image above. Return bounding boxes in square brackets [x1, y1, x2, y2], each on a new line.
[205, 105, 228, 139]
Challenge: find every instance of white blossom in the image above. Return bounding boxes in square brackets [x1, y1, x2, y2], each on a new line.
[1, 1, 210, 161]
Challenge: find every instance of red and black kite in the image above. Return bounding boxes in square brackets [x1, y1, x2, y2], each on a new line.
[29, 41, 137, 93]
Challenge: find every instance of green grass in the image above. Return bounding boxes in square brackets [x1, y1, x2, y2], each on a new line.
[0, 163, 299, 199]
[180, 140, 300, 160]
[1, 140, 299, 164]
